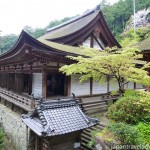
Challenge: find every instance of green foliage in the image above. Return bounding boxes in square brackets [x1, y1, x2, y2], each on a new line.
[0, 34, 18, 53]
[46, 17, 73, 29]
[60, 47, 150, 93]
[101, 0, 150, 35]
[0, 17, 72, 53]
[107, 122, 141, 145]
[23, 26, 46, 39]
[87, 131, 97, 148]
[136, 122, 150, 144]
[96, 128, 116, 143]
[107, 90, 150, 124]
[0, 128, 4, 149]
[118, 26, 150, 47]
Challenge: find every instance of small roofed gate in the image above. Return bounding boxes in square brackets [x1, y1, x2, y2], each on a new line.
[22, 97, 98, 150]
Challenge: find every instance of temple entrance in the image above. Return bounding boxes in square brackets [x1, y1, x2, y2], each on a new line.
[46, 73, 65, 97]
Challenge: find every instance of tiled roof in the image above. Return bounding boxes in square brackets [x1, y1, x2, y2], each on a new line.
[37, 38, 87, 56]
[22, 98, 98, 136]
[137, 38, 150, 51]
[38, 7, 100, 41]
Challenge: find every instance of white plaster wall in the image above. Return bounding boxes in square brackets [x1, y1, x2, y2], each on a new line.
[93, 81, 107, 94]
[32, 73, 42, 98]
[109, 80, 118, 92]
[125, 82, 134, 89]
[71, 75, 90, 96]
[0, 103, 26, 150]
[136, 83, 143, 89]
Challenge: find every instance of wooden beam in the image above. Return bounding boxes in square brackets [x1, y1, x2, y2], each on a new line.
[90, 35, 94, 48]
[93, 34, 104, 50]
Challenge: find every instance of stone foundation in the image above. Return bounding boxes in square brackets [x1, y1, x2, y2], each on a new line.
[0, 103, 27, 150]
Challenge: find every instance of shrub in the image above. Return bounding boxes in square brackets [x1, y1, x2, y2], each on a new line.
[107, 122, 141, 145]
[0, 128, 4, 149]
[107, 89, 150, 124]
[136, 122, 150, 145]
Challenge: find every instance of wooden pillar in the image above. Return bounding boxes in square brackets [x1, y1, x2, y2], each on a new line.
[4, 100, 7, 106]
[11, 103, 14, 111]
[0, 74, 1, 87]
[42, 71, 47, 98]
[90, 35, 94, 48]
[66, 76, 71, 96]
[28, 74, 33, 95]
[134, 82, 136, 89]
[11, 73, 15, 91]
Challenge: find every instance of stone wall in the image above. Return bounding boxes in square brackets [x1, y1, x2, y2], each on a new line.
[0, 103, 27, 150]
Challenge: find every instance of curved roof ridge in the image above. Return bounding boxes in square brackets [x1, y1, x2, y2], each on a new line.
[46, 5, 100, 33]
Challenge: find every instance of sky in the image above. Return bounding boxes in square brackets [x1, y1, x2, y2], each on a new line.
[0, 0, 119, 35]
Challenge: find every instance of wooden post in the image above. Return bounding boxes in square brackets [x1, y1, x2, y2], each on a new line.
[66, 76, 71, 96]
[4, 100, 6, 106]
[90, 35, 94, 48]
[11, 103, 14, 111]
[134, 82, 136, 89]
[42, 71, 47, 98]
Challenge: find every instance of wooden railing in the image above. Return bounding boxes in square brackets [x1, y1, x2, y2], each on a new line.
[0, 88, 37, 112]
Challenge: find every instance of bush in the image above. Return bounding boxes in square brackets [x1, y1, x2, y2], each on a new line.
[107, 90, 150, 124]
[136, 122, 150, 145]
[108, 122, 141, 145]
[0, 128, 4, 149]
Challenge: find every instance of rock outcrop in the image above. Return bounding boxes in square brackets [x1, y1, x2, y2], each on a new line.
[125, 8, 150, 31]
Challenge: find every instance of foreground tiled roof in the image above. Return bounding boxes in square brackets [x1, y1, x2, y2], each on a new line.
[22, 98, 98, 136]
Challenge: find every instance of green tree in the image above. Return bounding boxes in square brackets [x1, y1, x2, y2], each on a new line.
[0, 34, 18, 54]
[60, 46, 150, 93]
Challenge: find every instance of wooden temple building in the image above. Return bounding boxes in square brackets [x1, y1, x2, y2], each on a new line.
[0, 5, 141, 150]
[0, 6, 121, 109]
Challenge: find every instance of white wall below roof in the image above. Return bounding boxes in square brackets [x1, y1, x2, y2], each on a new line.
[71, 74, 90, 96]
[124, 82, 134, 89]
[136, 83, 143, 89]
[82, 37, 104, 50]
[109, 79, 118, 92]
[32, 73, 42, 98]
[93, 81, 107, 94]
